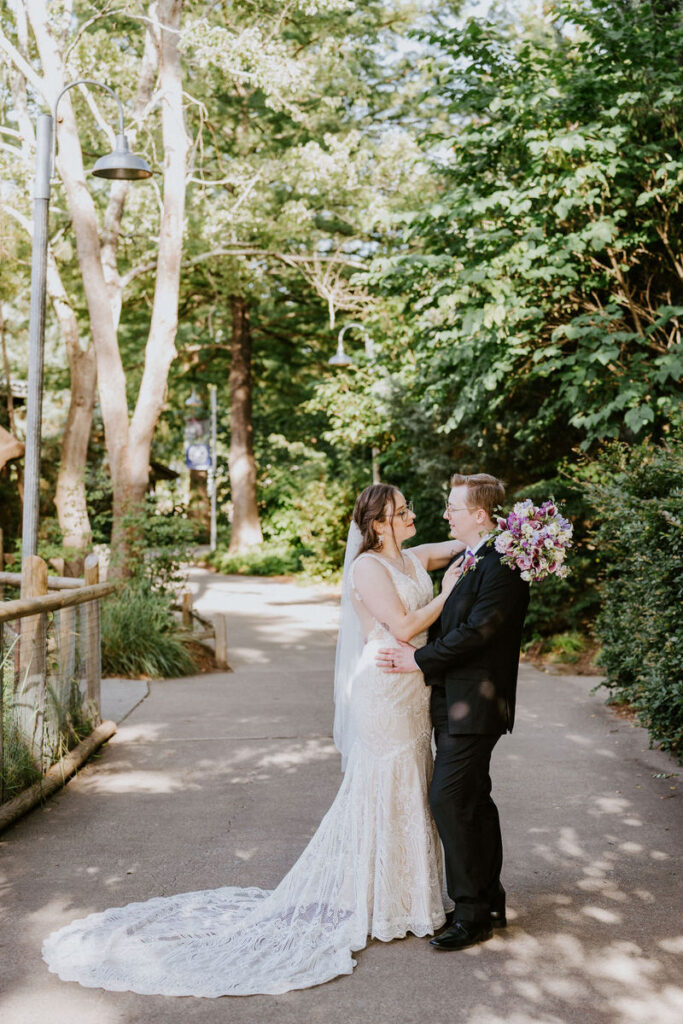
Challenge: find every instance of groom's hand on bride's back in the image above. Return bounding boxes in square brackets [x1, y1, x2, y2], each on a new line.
[376, 640, 418, 673]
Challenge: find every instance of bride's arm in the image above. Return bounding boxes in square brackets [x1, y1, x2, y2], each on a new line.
[353, 557, 460, 643]
[410, 539, 466, 571]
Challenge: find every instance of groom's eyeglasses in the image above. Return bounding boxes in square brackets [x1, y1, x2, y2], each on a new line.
[445, 503, 471, 514]
[392, 501, 414, 522]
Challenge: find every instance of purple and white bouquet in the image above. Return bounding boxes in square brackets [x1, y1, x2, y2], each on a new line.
[494, 499, 572, 583]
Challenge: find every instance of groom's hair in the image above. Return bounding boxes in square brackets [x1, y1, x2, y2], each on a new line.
[451, 473, 505, 519]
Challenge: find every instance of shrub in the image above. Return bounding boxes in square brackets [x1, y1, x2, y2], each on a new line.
[101, 581, 196, 679]
[210, 539, 303, 576]
[584, 435, 683, 758]
[122, 499, 198, 594]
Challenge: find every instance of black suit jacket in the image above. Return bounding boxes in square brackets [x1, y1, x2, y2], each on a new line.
[414, 543, 530, 736]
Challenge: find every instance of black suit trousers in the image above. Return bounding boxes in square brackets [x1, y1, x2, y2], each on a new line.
[430, 708, 503, 923]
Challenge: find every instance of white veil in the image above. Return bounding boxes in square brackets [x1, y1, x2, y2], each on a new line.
[333, 520, 364, 771]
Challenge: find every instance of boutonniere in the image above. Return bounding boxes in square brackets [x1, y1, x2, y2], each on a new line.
[457, 549, 481, 582]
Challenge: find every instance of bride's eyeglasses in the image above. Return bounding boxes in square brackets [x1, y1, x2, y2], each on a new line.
[392, 501, 414, 522]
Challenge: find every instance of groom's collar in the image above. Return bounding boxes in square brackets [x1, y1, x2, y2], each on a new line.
[469, 533, 493, 557]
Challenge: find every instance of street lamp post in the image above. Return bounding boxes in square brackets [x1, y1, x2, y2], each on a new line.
[209, 384, 217, 552]
[328, 321, 380, 484]
[184, 385, 218, 552]
[21, 81, 151, 572]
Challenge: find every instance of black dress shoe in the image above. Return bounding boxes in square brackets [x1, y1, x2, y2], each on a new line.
[430, 920, 493, 951]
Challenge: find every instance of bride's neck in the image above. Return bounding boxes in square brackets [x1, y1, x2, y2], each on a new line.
[378, 539, 403, 562]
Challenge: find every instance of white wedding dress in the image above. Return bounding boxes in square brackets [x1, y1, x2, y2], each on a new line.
[42, 550, 446, 996]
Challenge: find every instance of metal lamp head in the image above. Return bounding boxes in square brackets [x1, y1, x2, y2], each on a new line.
[329, 343, 353, 368]
[92, 133, 152, 180]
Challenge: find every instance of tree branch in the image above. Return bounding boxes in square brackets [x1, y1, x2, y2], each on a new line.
[0, 29, 50, 104]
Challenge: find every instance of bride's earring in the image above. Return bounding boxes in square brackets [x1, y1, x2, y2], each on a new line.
[376, 533, 383, 549]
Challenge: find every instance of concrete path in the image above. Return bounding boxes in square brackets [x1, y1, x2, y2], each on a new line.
[1, 570, 681, 1024]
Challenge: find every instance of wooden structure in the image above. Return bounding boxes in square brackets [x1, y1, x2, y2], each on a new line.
[176, 589, 229, 670]
[0, 553, 115, 799]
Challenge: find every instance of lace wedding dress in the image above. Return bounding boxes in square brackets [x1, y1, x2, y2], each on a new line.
[42, 550, 446, 997]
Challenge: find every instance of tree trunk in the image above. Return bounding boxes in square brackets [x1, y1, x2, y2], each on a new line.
[48, 255, 95, 575]
[22, 0, 187, 580]
[228, 296, 263, 552]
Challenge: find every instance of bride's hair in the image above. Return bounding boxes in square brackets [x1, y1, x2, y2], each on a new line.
[353, 483, 399, 555]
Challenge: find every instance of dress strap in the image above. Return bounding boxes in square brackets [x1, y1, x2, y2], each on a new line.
[357, 550, 419, 583]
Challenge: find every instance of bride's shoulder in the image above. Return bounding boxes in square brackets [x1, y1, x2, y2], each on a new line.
[354, 551, 382, 572]
[352, 552, 391, 583]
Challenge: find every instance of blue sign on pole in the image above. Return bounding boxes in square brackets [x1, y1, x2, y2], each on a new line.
[185, 442, 212, 470]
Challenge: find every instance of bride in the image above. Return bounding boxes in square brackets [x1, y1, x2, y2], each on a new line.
[43, 483, 464, 997]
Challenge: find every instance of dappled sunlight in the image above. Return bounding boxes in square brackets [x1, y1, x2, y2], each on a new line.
[79, 770, 191, 794]
[113, 721, 166, 744]
[26, 896, 93, 930]
[257, 737, 337, 771]
[659, 936, 683, 953]
[457, 925, 683, 1024]
[591, 795, 634, 816]
[565, 732, 593, 747]
[468, 1008, 570, 1024]
[0, 987, 122, 1024]
[486, 766, 683, 1023]
[234, 846, 259, 861]
[557, 827, 585, 858]
[582, 906, 622, 923]
[203, 736, 339, 784]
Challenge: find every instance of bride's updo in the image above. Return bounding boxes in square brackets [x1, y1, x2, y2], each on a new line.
[353, 483, 399, 555]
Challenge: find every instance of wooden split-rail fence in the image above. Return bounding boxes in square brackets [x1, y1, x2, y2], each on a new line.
[0, 552, 115, 805]
[0, 540, 229, 815]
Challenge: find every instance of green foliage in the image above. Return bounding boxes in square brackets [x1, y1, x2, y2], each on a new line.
[101, 581, 196, 679]
[0, 723, 42, 803]
[546, 632, 586, 664]
[585, 434, 683, 758]
[100, 502, 198, 678]
[373, 0, 683, 480]
[210, 435, 364, 577]
[46, 680, 96, 752]
[122, 499, 198, 595]
[210, 540, 303, 577]
[1, 636, 99, 803]
[1, 641, 40, 802]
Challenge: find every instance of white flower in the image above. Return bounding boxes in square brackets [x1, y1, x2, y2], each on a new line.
[495, 531, 513, 552]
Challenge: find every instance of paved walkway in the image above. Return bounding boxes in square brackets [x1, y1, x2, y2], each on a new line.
[1, 571, 681, 1024]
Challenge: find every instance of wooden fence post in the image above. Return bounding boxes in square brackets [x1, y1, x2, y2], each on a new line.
[83, 553, 101, 723]
[182, 590, 192, 627]
[56, 602, 77, 714]
[18, 555, 48, 766]
[214, 613, 228, 669]
[0, 527, 4, 601]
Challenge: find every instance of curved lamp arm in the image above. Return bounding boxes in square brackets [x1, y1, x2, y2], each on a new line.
[330, 321, 375, 366]
[51, 79, 124, 175]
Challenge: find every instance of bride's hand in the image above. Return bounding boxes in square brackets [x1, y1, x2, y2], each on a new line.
[441, 561, 463, 598]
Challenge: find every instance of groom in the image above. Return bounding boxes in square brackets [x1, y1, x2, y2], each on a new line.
[377, 473, 530, 950]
